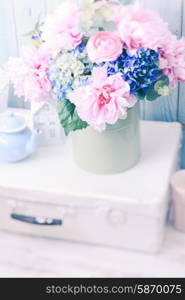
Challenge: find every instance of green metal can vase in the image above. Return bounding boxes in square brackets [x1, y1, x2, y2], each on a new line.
[72, 102, 140, 174]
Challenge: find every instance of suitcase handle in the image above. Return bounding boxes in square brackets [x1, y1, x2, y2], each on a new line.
[10, 213, 62, 226]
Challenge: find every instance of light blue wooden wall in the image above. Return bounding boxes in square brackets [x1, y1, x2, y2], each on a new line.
[142, 0, 185, 167]
[0, 0, 185, 164]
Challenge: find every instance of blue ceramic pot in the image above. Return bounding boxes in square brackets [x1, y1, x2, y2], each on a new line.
[0, 112, 37, 162]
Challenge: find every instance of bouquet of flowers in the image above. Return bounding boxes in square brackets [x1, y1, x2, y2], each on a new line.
[7, 0, 185, 135]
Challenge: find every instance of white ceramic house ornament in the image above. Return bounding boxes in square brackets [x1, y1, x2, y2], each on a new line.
[31, 100, 65, 146]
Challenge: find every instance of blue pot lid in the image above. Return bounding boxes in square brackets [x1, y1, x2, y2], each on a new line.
[0, 112, 26, 133]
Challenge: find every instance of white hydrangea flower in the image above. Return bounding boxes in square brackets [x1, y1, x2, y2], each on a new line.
[158, 86, 170, 97]
[80, 0, 94, 9]
[79, 0, 116, 36]
[79, 0, 95, 34]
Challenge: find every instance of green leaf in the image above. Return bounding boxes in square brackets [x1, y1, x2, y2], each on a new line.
[155, 75, 169, 92]
[146, 88, 160, 101]
[101, 20, 117, 31]
[136, 90, 146, 100]
[23, 30, 35, 37]
[23, 14, 41, 37]
[58, 99, 89, 135]
[34, 14, 41, 32]
[160, 74, 170, 86]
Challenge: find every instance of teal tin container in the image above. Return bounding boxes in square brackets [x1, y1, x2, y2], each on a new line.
[72, 102, 140, 174]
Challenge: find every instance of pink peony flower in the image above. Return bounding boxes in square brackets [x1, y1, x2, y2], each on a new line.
[117, 5, 172, 51]
[69, 66, 136, 131]
[42, 2, 82, 54]
[87, 31, 123, 63]
[7, 44, 52, 102]
[160, 37, 185, 87]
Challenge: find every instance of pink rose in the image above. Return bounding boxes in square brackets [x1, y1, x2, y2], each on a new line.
[87, 31, 123, 63]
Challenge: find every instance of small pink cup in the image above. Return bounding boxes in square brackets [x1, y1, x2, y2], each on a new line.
[171, 170, 185, 232]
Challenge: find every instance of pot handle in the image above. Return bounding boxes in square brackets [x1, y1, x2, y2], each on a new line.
[10, 213, 62, 226]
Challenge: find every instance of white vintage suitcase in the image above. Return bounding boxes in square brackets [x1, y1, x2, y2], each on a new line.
[0, 118, 181, 253]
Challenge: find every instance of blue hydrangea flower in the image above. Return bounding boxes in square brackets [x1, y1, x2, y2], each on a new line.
[106, 48, 161, 96]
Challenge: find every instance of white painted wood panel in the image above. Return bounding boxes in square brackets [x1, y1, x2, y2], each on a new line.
[0, 0, 18, 65]
[178, 0, 185, 168]
[12, 0, 46, 50]
[6, 0, 46, 107]
[0, 0, 19, 107]
[45, 0, 64, 13]
[178, 0, 185, 123]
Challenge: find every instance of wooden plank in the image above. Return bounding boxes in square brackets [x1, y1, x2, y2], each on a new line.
[178, 0, 185, 122]
[12, 0, 46, 49]
[45, 0, 63, 14]
[178, 0, 185, 168]
[180, 125, 185, 168]
[142, 89, 179, 122]
[140, 0, 182, 121]
[0, 0, 20, 107]
[142, 0, 182, 35]
[0, 0, 18, 65]
[10, 0, 46, 108]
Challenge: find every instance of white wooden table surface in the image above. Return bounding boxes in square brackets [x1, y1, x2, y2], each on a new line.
[0, 226, 185, 278]
[0, 110, 184, 277]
